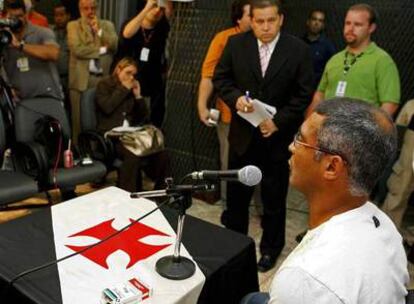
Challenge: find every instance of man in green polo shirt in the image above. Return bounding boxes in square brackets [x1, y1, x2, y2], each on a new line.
[306, 3, 400, 116]
[297, 3, 401, 244]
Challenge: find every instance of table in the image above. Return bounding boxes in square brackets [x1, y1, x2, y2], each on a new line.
[0, 187, 259, 304]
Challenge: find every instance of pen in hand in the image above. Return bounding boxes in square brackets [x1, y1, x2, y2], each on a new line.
[244, 91, 252, 113]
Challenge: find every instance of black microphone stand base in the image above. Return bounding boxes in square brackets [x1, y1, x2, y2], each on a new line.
[150, 178, 211, 280]
[156, 255, 196, 280]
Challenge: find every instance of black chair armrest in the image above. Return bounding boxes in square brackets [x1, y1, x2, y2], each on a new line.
[78, 130, 115, 166]
[12, 141, 49, 186]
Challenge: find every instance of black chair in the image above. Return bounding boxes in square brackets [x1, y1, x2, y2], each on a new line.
[79, 88, 119, 167]
[13, 98, 106, 199]
[79, 88, 129, 173]
[0, 111, 39, 210]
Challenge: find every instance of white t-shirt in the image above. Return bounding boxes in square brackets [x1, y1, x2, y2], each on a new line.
[269, 202, 409, 304]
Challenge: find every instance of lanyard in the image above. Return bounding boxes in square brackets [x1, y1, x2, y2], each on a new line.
[343, 51, 364, 75]
[141, 28, 154, 46]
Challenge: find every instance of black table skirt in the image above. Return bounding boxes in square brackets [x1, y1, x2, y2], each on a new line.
[0, 205, 259, 304]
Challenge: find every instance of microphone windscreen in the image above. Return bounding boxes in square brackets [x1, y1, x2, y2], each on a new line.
[239, 165, 262, 186]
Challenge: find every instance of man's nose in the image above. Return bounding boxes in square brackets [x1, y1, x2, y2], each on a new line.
[288, 142, 295, 153]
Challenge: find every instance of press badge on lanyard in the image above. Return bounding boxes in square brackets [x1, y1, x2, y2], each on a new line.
[140, 47, 150, 62]
[335, 81, 347, 97]
[17, 57, 30, 72]
[336, 52, 363, 97]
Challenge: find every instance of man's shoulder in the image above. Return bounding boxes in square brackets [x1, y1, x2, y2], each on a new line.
[370, 43, 396, 62]
[219, 31, 252, 54]
[227, 30, 252, 43]
[28, 22, 54, 35]
[26, 23, 56, 43]
[317, 34, 336, 49]
[67, 19, 80, 26]
[67, 19, 80, 30]
[325, 49, 346, 64]
[319, 34, 334, 43]
[281, 32, 308, 47]
[100, 19, 115, 28]
[214, 27, 240, 40]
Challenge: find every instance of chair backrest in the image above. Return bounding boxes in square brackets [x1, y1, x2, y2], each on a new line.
[14, 98, 71, 143]
[80, 88, 97, 131]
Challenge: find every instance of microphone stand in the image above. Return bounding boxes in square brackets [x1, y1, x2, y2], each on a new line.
[131, 178, 215, 280]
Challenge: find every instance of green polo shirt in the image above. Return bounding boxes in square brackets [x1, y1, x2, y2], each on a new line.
[317, 42, 400, 107]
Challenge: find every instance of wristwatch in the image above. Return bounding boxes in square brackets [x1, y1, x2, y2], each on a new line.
[19, 40, 25, 52]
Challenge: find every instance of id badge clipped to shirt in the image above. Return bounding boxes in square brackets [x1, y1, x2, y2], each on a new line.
[335, 81, 347, 97]
[17, 57, 30, 72]
[140, 47, 150, 62]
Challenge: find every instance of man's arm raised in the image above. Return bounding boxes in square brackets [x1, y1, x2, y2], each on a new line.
[123, 0, 157, 39]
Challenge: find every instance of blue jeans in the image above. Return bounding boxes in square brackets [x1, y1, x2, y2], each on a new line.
[240, 292, 270, 304]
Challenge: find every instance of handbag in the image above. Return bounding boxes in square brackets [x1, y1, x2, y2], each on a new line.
[106, 125, 165, 157]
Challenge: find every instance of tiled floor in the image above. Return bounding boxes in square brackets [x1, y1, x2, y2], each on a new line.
[1, 180, 413, 292]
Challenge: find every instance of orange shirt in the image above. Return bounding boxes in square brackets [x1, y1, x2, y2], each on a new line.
[28, 11, 49, 28]
[201, 26, 240, 124]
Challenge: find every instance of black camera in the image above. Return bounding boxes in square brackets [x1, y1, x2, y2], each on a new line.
[0, 18, 23, 50]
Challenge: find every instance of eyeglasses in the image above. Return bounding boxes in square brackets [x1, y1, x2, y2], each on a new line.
[293, 132, 348, 164]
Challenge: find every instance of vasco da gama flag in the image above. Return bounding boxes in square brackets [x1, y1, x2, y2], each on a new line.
[2, 187, 205, 303]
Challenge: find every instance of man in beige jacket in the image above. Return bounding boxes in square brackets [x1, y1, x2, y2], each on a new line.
[382, 100, 414, 235]
[67, 0, 117, 143]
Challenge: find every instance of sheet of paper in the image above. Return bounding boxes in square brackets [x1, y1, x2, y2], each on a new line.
[237, 99, 277, 127]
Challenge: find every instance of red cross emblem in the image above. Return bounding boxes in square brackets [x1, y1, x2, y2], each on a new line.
[65, 219, 172, 269]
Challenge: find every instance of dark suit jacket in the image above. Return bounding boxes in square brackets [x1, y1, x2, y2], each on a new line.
[95, 76, 148, 133]
[213, 31, 314, 160]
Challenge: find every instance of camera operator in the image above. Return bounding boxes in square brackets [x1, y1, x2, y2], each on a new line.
[1, 0, 63, 101]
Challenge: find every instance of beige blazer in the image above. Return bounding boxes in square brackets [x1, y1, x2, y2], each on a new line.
[67, 18, 118, 91]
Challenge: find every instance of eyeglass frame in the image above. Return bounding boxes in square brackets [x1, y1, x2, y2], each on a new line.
[293, 132, 348, 164]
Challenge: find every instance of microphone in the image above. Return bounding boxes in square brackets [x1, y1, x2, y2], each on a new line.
[191, 165, 262, 186]
[130, 184, 216, 198]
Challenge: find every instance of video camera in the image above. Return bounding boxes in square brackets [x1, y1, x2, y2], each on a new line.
[0, 18, 23, 50]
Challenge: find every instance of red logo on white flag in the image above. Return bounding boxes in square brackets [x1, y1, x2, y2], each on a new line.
[66, 219, 172, 269]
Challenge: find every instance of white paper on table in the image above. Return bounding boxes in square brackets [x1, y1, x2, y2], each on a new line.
[237, 99, 277, 127]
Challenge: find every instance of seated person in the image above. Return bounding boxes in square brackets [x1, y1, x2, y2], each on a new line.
[95, 57, 169, 192]
[242, 98, 409, 304]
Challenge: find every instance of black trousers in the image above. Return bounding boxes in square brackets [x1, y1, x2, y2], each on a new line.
[148, 80, 166, 128]
[226, 135, 290, 258]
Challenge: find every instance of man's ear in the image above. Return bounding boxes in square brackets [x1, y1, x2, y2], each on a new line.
[369, 22, 376, 35]
[279, 14, 284, 27]
[323, 155, 345, 181]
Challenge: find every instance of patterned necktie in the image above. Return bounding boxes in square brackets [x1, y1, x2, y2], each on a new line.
[259, 43, 270, 77]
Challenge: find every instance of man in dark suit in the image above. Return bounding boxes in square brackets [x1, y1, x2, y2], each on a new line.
[213, 0, 314, 272]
